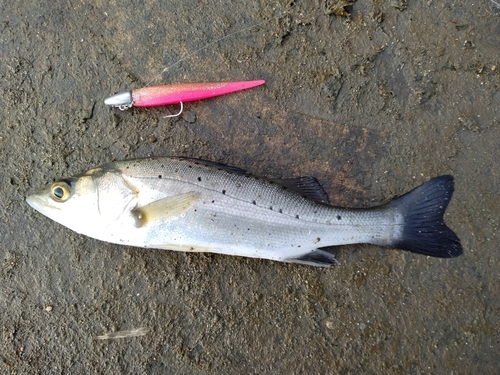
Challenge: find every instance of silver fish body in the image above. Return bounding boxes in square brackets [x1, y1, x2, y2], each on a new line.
[26, 157, 462, 266]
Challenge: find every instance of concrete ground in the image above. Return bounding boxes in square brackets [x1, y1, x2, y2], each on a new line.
[1, 0, 499, 373]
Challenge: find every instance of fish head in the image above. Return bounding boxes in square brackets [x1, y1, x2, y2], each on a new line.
[26, 167, 138, 237]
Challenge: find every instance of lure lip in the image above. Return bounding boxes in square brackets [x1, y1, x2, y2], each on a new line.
[104, 90, 133, 107]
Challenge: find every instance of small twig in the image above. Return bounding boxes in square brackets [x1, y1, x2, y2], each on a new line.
[96, 327, 150, 340]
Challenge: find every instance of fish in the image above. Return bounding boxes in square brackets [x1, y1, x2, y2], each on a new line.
[26, 157, 463, 267]
[104, 80, 265, 111]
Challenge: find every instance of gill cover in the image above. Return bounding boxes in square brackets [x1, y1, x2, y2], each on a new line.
[89, 168, 138, 223]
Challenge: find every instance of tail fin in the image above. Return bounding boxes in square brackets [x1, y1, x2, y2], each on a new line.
[386, 175, 462, 258]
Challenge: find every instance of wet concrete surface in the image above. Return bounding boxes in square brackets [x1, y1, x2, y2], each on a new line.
[1, 0, 499, 373]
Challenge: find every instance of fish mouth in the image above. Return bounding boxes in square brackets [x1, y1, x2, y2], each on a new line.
[26, 194, 44, 213]
[26, 193, 56, 215]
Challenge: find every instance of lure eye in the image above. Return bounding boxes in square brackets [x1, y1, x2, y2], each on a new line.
[50, 180, 72, 202]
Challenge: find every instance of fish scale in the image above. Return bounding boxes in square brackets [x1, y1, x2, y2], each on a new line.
[26, 157, 463, 266]
[119, 157, 351, 225]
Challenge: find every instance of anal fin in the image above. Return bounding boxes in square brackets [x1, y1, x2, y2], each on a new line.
[287, 249, 339, 267]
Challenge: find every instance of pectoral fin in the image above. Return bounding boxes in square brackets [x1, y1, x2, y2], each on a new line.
[131, 191, 200, 228]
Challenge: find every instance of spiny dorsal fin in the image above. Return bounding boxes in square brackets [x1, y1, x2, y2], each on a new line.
[177, 158, 329, 204]
[131, 191, 200, 228]
[176, 157, 248, 175]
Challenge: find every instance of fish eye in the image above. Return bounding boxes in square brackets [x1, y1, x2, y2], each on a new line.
[50, 180, 72, 202]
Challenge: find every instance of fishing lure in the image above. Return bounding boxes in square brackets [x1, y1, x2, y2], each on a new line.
[104, 80, 265, 114]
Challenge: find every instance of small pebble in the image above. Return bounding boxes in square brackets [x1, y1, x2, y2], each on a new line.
[45, 306, 53, 312]
[182, 111, 197, 123]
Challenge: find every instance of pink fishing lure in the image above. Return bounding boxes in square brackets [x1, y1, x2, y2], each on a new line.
[104, 80, 265, 111]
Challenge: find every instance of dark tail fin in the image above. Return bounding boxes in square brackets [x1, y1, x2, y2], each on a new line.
[386, 175, 462, 258]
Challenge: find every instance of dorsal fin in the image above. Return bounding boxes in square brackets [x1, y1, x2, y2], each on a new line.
[271, 177, 330, 204]
[176, 158, 329, 203]
[176, 157, 248, 175]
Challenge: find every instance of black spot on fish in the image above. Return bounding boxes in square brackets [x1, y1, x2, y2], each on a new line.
[269, 206, 273, 210]
[197, 177, 202, 182]
[337, 215, 342, 220]
[222, 189, 226, 195]
[279, 209, 283, 213]
[252, 200, 256, 205]
[188, 165, 192, 168]
[211, 200, 215, 203]
[296, 214, 300, 219]
[158, 175, 162, 179]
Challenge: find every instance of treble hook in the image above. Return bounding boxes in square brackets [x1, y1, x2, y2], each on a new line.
[163, 101, 183, 118]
